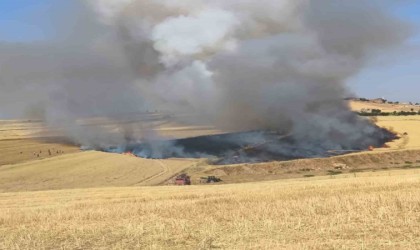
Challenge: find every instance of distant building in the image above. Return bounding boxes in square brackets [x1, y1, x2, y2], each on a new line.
[371, 98, 386, 104]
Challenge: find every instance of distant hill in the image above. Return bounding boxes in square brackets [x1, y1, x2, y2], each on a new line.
[349, 98, 420, 113]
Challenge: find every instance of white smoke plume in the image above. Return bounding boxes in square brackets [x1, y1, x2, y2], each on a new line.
[0, 0, 411, 160]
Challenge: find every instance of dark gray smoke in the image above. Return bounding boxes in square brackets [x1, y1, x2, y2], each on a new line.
[0, 1, 410, 162]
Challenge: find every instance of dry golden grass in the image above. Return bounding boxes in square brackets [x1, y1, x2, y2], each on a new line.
[0, 117, 222, 150]
[0, 117, 225, 141]
[0, 138, 80, 166]
[1, 169, 419, 249]
[0, 120, 80, 166]
[0, 151, 198, 192]
[0, 111, 419, 249]
[376, 116, 420, 150]
[0, 118, 221, 167]
[348, 101, 420, 151]
[0, 118, 210, 192]
[0, 120, 47, 140]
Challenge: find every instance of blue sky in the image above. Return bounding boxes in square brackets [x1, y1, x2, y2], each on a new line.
[348, 1, 420, 102]
[0, 0, 54, 41]
[1, 0, 420, 102]
[0, 0, 78, 42]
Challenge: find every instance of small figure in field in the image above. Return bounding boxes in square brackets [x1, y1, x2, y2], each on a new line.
[48, 149, 51, 156]
[37, 154, 39, 158]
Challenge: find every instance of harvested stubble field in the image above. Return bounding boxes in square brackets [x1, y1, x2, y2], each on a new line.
[1, 169, 419, 249]
[0, 119, 212, 192]
[2, 115, 420, 189]
[0, 151, 199, 192]
[0, 109, 420, 249]
[0, 120, 80, 166]
[0, 138, 79, 166]
[376, 116, 420, 150]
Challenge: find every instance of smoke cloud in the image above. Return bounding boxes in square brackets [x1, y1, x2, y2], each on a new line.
[0, 1, 410, 161]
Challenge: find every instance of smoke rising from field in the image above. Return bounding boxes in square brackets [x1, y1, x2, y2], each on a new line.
[0, 1, 409, 161]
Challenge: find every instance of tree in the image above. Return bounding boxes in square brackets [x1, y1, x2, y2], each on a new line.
[371, 109, 382, 115]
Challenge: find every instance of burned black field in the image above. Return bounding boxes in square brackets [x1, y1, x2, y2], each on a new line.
[103, 127, 397, 165]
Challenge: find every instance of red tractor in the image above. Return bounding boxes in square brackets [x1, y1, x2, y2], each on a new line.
[175, 174, 191, 185]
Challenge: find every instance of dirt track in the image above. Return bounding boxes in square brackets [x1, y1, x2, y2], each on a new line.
[0, 151, 198, 192]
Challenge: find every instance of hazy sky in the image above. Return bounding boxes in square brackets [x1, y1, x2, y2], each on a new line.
[1, 0, 419, 102]
[348, 1, 420, 103]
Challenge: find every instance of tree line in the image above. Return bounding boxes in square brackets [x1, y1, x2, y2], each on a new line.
[358, 109, 420, 116]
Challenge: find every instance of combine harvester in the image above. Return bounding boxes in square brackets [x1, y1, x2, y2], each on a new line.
[175, 174, 191, 185]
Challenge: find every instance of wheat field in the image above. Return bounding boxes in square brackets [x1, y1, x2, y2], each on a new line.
[1, 111, 420, 249]
[0, 151, 199, 192]
[376, 116, 420, 150]
[1, 169, 419, 249]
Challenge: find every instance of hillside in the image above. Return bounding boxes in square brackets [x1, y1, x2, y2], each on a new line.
[2, 108, 420, 190]
[185, 116, 420, 184]
[1, 169, 419, 249]
[0, 101, 419, 249]
[350, 100, 420, 113]
[0, 118, 215, 192]
[0, 117, 223, 166]
[0, 151, 198, 192]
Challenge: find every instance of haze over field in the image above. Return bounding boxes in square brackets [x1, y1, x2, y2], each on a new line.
[0, 0, 413, 159]
[1, 2, 420, 249]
